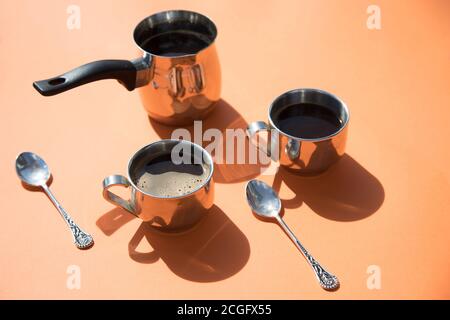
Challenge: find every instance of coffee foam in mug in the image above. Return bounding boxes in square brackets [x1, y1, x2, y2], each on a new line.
[135, 154, 209, 197]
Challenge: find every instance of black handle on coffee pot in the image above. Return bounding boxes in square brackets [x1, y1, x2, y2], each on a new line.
[33, 60, 138, 96]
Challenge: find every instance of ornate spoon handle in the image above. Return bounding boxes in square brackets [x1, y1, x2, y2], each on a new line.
[276, 216, 339, 290]
[42, 185, 94, 249]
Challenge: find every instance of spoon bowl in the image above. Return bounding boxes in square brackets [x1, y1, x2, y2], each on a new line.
[246, 180, 281, 218]
[16, 152, 50, 186]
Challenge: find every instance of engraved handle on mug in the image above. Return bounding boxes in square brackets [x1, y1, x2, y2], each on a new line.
[246, 121, 272, 157]
[102, 175, 137, 216]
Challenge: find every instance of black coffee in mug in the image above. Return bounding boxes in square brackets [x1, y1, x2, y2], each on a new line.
[274, 103, 343, 139]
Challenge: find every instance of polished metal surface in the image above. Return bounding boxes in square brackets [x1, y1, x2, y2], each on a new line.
[247, 88, 349, 175]
[15, 152, 94, 249]
[246, 180, 339, 290]
[133, 10, 221, 125]
[245, 179, 281, 218]
[103, 140, 215, 232]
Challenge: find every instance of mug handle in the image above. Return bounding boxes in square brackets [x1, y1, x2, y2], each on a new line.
[246, 121, 272, 157]
[102, 175, 137, 216]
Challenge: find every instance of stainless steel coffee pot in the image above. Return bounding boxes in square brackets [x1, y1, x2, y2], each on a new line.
[33, 10, 221, 126]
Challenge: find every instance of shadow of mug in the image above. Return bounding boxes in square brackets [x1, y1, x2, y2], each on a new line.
[97, 205, 250, 282]
[149, 99, 269, 183]
[127, 205, 250, 282]
[272, 154, 385, 221]
[96, 207, 136, 236]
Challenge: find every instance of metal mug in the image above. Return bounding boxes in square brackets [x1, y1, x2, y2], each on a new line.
[247, 88, 349, 175]
[102, 139, 215, 232]
[33, 10, 221, 126]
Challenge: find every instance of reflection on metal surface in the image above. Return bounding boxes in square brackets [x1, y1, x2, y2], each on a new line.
[189, 64, 205, 93]
[168, 66, 185, 98]
[286, 139, 300, 160]
[245, 180, 281, 218]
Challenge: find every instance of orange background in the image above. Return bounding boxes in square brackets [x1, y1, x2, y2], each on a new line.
[1, 0, 449, 299]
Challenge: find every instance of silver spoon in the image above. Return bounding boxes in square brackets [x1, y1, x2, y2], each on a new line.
[246, 179, 339, 290]
[15, 152, 94, 249]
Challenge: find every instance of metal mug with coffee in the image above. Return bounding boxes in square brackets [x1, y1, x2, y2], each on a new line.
[33, 10, 221, 126]
[102, 139, 215, 232]
[247, 88, 349, 175]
